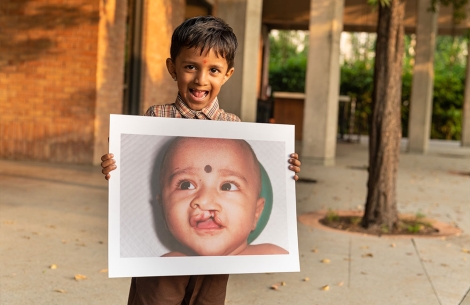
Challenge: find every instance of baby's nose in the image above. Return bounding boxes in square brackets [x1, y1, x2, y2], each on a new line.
[190, 188, 220, 210]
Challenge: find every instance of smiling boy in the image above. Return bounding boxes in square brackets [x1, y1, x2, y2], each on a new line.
[159, 137, 288, 257]
[101, 16, 300, 305]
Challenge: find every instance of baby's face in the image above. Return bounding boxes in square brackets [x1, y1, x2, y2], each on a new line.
[160, 138, 264, 256]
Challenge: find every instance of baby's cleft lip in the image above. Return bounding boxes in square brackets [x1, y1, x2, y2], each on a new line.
[190, 211, 223, 229]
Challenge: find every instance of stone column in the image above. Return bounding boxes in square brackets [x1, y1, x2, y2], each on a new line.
[260, 25, 271, 100]
[216, 0, 263, 122]
[140, 0, 185, 113]
[462, 41, 470, 146]
[407, 0, 438, 153]
[301, 0, 344, 165]
[93, 0, 127, 165]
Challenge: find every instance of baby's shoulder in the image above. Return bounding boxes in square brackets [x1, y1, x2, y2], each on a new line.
[241, 243, 289, 255]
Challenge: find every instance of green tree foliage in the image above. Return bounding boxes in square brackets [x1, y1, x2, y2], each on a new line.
[269, 31, 308, 93]
[269, 30, 467, 140]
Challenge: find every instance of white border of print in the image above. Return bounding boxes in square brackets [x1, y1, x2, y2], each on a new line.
[108, 114, 299, 278]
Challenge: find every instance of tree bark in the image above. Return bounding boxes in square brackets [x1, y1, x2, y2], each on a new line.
[362, 0, 405, 230]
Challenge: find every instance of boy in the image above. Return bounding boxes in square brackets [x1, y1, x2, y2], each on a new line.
[159, 136, 288, 257]
[101, 16, 300, 305]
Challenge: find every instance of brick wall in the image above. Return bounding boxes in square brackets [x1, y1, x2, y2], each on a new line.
[0, 0, 100, 163]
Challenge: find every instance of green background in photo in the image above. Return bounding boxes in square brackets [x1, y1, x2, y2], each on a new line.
[248, 163, 273, 244]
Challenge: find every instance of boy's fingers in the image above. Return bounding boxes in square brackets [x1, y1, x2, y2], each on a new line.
[101, 153, 114, 161]
[290, 153, 299, 159]
[289, 158, 301, 166]
[294, 174, 299, 181]
[102, 165, 117, 175]
[289, 165, 300, 173]
[101, 159, 116, 169]
[105, 174, 111, 181]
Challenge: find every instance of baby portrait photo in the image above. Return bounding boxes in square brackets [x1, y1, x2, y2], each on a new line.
[108, 115, 299, 277]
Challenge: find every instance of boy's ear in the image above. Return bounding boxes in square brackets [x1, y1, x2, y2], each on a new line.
[222, 67, 235, 85]
[166, 58, 176, 79]
[252, 197, 265, 230]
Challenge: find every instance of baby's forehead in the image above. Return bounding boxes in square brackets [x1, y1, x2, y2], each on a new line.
[172, 138, 249, 153]
[167, 138, 257, 167]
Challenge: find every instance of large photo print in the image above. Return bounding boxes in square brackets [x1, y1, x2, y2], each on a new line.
[108, 115, 299, 277]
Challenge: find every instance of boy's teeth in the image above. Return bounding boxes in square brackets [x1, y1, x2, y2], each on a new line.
[191, 90, 207, 98]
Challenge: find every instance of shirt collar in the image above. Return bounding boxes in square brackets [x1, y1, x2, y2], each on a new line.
[175, 94, 221, 120]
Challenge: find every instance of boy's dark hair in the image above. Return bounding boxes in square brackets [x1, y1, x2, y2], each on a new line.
[170, 16, 238, 70]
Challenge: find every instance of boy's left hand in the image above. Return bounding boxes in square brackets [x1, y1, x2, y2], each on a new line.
[289, 153, 301, 181]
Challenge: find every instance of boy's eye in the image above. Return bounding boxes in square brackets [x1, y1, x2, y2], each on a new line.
[185, 65, 196, 70]
[179, 181, 195, 190]
[210, 68, 219, 73]
[221, 182, 239, 191]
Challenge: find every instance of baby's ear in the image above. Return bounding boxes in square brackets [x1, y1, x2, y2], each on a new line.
[252, 197, 265, 230]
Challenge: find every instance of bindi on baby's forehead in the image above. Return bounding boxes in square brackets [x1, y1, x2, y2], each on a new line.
[204, 165, 212, 173]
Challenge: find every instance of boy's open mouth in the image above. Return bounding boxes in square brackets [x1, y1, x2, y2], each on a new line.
[190, 89, 209, 100]
[190, 211, 223, 229]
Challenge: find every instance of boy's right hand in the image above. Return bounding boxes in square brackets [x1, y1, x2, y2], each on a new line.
[101, 153, 117, 180]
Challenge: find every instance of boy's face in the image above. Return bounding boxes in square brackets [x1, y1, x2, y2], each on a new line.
[166, 48, 234, 111]
[159, 138, 264, 256]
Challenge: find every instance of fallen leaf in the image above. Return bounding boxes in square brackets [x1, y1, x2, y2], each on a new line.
[441, 263, 448, 267]
[50, 264, 57, 270]
[47, 225, 56, 229]
[362, 253, 373, 258]
[321, 285, 330, 291]
[281, 281, 286, 286]
[76, 243, 86, 247]
[61, 240, 68, 244]
[406, 252, 413, 256]
[321, 259, 330, 264]
[3, 220, 15, 225]
[390, 243, 396, 248]
[54, 289, 66, 293]
[337, 281, 344, 286]
[360, 246, 369, 249]
[462, 248, 470, 254]
[74, 274, 87, 281]
[311, 249, 319, 253]
[270, 284, 279, 290]
[303, 277, 310, 282]
[360, 271, 367, 275]
[99, 269, 108, 273]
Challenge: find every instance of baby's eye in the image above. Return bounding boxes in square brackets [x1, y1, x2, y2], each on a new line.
[179, 181, 195, 190]
[221, 182, 239, 191]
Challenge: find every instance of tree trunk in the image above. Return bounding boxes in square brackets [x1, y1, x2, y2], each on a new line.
[362, 0, 405, 230]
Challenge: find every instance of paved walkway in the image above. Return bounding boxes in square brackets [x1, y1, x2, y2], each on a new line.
[1, 140, 469, 304]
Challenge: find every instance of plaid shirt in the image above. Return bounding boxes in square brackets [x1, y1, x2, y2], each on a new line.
[145, 95, 241, 122]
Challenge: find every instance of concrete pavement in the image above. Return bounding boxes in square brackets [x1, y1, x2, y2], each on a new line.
[1, 139, 469, 304]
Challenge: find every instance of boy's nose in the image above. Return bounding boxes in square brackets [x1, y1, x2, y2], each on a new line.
[194, 71, 208, 85]
[190, 187, 220, 210]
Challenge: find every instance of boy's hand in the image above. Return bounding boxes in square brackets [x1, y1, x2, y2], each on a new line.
[289, 153, 301, 181]
[101, 153, 117, 181]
